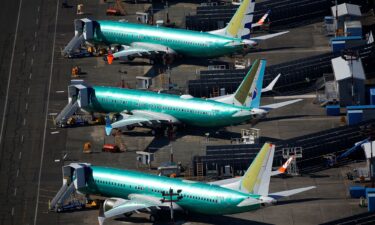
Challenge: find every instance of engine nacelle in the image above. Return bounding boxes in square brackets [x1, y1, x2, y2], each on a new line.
[103, 198, 128, 212]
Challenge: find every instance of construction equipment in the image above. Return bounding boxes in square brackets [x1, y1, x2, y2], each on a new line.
[77, 4, 84, 15]
[71, 66, 81, 77]
[83, 142, 92, 154]
[102, 144, 121, 153]
[106, 0, 125, 16]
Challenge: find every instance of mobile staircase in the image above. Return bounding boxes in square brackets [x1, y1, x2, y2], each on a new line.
[62, 18, 94, 57]
[49, 163, 91, 212]
[54, 81, 91, 127]
[55, 101, 79, 127]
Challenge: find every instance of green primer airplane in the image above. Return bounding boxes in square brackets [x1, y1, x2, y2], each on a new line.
[60, 143, 315, 224]
[74, 0, 287, 62]
[68, 59, 301, 134]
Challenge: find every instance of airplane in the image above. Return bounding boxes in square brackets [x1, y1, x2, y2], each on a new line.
[75, 0, 287, 63]
[72, 59, 301, 135]
[61, 143, 315, 224]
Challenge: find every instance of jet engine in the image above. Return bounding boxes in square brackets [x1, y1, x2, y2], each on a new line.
[103, 198, 128, 212]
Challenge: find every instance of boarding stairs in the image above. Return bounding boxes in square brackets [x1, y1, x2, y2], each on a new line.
[49, 182, 76, 212]
[62, 34, 85, 57]
[55, 101, 79, 127]
[50, 163, 91, 212]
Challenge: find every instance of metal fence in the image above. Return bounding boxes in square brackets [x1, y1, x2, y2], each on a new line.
[186, 0, 370, 31]
[193, 120, 375, 175]
[188, 44, 375, 97]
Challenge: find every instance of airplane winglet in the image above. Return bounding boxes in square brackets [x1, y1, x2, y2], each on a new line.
[271, 155, 294, 176]
[105, 116, 113, 136]
[98, 202, 106, 225]
[262, 73, 281, 93]
[255, 9, 271, 27]
[107, 53, 114, 65]
[279, 156, 294, 173]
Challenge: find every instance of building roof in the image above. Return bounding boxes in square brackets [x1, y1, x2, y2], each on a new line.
[331, 56, 366, 81]
[331, 3, 361, 18]
[331, 36, 362, 42]
[361, 141, 375, 159]
[344, 20, 362, 28]
[347, 105, 375, 110]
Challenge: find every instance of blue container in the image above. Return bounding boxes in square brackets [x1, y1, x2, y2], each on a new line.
[326, 105, 340, 116]
[366, 188, 375, 197]
[331, 41, 345, 53]
[324, 16, 334, 24]
[347, 110, 363, 125]
[349, 186, 366, 198]
[330, 36, 363, 53]
[368, 193, 375, 212]
[370, 89, 375, 105]
[346, 27, 362, 36]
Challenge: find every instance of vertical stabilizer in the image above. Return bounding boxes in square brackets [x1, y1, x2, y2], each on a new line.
[208, 0, 255, 39]
[240, 143, 275, 195]
[234, 59, 266, 107]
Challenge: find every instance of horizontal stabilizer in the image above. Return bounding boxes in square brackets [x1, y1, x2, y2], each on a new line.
[269, 186, 316, 200]
[251, 31, 289, 41]
[262, 73, 281, 93]
[261, 99, 302, 111]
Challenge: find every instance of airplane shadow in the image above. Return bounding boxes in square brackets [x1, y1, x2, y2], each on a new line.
[114, 211, 273, 225]
[276, 197, 324, 206]
[261, 115, 309, 122]
[119, 61, 152, 66]
[248, 46, 297, 53]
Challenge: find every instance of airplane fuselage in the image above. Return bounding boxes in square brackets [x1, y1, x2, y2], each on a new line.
[79, 166, 262, 215]
[84, 86, 256, 127]
[92, 21, 245, 58]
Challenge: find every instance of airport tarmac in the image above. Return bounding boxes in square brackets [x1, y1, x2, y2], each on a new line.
[0, 1, 372, 225]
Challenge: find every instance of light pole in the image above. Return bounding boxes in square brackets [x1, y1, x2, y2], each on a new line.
[361, 124, 375, 187]
[341, 49, 359, 105]
[161, 188, 182, 223]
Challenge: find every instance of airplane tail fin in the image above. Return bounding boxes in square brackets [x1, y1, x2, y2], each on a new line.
[234, 59, 266, 108]
[208, 0, 255, 39]
[240, 143, 275, 195]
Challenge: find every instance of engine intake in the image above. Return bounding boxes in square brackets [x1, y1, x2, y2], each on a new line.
[103, 198, 127, 212]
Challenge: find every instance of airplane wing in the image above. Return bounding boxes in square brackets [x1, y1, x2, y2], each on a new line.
[261, 99, 303, 111]
[99, 195, 166, 225]
[105, 110, 179, 135]
[112, 47, 155, 59]
[251, 31, 289, 41]
[109, 42, 177, 63]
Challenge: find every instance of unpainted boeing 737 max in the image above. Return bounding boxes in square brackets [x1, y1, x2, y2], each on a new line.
[72, 0, 286, 62]
[60, 143, 315, 224]
[66, 59, 301, 134]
